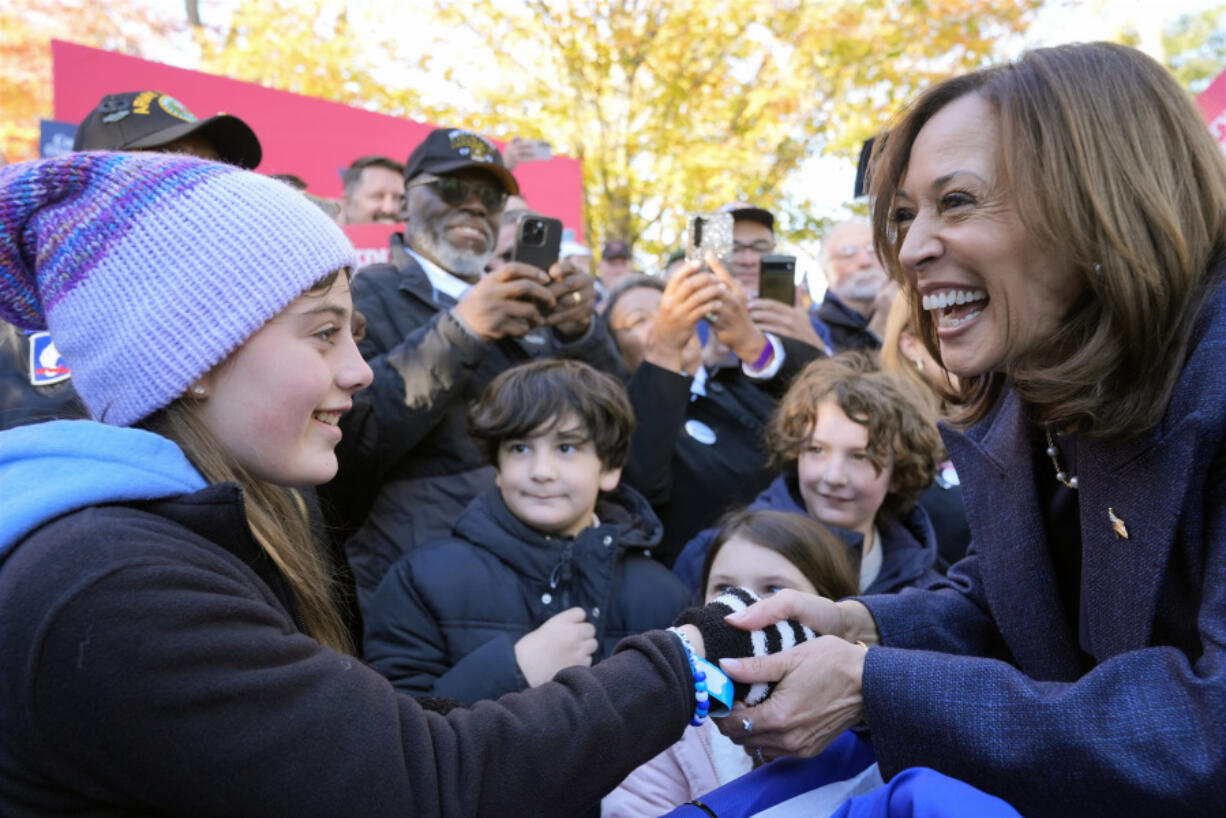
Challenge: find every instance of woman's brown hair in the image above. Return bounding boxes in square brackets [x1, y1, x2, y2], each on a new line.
[700, 509, 859, 602]
[767, 352, 940, 523]
[140, 271, 353, 654]
[870, 42, 1226, 439]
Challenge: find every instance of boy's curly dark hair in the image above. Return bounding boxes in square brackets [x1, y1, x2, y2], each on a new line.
[767, 352, 940, 523]
[469, 359, 635, 470]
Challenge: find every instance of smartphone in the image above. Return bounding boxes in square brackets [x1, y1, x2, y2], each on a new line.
[758, 254, 797, 306]
[685, 212, 734, 266]
[511, 214, 563, 273]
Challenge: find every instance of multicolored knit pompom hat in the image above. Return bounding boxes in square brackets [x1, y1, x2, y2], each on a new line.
[0, 152, 357, 426]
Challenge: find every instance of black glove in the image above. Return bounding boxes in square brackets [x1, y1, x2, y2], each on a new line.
[672, 586, 815, 705]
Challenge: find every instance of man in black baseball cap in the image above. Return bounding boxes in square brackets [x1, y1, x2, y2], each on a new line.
[597, 239, 633, 288]
[73, 91, 261, 169]
[712, 201, 833, 354]
[718, 201, 776, 294]
[402, 127, 519, 197]
[331, 126, 623, 602]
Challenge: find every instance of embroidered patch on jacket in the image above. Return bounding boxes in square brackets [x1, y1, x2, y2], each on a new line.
[28, 331, 71, 386]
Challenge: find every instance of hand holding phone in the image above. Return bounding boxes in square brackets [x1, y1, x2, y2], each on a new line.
[454, 260, 554, 342]
[705, 251, 770, 366]
[543, 257, 598, 340]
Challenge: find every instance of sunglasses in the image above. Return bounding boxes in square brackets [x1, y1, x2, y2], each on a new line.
[406, 173, 508, 212]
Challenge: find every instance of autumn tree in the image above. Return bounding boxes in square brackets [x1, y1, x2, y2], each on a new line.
[413, 0, 1044, 257]
[0, 0, 178, 162]
[1162, 4, 1226, 93]
[192, 0, 428, 120]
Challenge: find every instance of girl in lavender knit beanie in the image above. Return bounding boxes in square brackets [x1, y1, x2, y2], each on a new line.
[0, 151, 358, 425]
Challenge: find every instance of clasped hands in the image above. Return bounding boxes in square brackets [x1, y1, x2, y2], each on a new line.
[716, 590, 878, 762]
[452, 258, 596, 342]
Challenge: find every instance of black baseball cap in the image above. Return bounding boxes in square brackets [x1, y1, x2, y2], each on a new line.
[602, 239, 631, 260]
[720, 201, 775, 232]
[403, 128, 519, 195]
[73, 91, 262, 169]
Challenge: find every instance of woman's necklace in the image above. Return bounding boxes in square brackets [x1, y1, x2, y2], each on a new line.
[1044, 428, 1079, 490]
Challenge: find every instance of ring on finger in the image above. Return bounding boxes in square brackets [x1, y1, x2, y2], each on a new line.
[571, 290, 582, 305]
[742, 717, 753, 733]
[754, 747, 767, 765]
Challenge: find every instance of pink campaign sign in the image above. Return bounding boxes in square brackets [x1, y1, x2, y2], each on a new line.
[1197, 68, 1226, 155]
[50, 40, 584, 234]
[341, 223, 402, 269]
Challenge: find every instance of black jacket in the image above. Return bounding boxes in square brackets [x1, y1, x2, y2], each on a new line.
[620, 337, 823, 567]
[363, 484, 690, 705]
[0, 322, 87, 430]
[324, 243, 625, 598]
[816, 292, 881, 353]
[0, 475, 694, 817]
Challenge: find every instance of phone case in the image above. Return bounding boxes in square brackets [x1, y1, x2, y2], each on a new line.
[685, 212, 735, 264]
[511, 215, 563, 273]
[758, 254, 797, 306]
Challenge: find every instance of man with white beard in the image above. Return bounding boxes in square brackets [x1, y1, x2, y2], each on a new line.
[815, 218, 894, 353]
[334, 128, 623, 603]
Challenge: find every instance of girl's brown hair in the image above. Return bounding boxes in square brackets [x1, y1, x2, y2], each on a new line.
[870, 42, 1226, 438]
[140, 270, 352, 654]
[700, 509, 858, 601]
[767, 353, 940, 523]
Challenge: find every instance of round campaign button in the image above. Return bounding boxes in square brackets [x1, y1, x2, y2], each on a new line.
[685, 419, 717, 445]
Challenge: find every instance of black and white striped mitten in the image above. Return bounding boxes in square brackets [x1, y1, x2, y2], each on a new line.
[671, 587, 816, 706]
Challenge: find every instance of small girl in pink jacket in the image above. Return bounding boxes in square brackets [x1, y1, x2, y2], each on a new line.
[603, 510, 858, 817]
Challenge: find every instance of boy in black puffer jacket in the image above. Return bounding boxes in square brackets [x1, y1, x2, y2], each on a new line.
[364, 359, 691, 704]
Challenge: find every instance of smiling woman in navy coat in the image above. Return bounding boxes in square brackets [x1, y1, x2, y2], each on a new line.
[714, 42, 1226, 817]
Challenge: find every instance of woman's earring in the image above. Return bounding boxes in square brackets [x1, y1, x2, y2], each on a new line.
[1093, 262, 1103, 277]
[191, 384, 207, 398]
[911, 357, 925, 372]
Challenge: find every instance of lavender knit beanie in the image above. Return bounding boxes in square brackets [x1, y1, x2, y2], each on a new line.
[0, 152, 357, 426]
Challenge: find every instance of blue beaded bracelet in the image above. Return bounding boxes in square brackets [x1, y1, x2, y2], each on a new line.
[668, 628, 709, 725]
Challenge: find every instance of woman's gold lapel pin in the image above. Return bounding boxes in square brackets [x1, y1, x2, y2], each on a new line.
[1108, 508, 1129, 540]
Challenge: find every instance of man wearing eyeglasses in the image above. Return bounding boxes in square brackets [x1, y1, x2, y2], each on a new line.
[333, 127, 624, 604]
[816, 217, 893, 353]
[707, 203, 833, 357]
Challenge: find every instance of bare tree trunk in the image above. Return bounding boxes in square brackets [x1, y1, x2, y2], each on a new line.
[185, 0, 201, 26]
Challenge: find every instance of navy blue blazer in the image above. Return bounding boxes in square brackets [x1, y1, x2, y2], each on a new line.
[858, 277, 1226, 817]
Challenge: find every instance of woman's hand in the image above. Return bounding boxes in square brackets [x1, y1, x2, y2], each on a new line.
[713, 589, 881, 759]
[725, 589, 881, 646]
[716, 635, 867, 760]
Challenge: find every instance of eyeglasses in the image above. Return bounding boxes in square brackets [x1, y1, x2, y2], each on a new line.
[406, 173, 508, 212]
[834, 243, 874, 259]
[732, 240, 775, 254]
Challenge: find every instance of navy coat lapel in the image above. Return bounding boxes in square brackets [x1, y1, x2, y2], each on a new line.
[1077, 414, 1202, 661]
[943, 390, 1082, 680]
